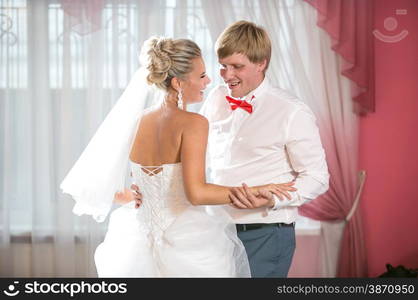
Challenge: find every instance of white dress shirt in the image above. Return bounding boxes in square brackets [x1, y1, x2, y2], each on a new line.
[199, 78, 329, 224]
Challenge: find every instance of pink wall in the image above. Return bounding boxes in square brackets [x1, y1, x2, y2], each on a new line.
[360, 0, 418, 277]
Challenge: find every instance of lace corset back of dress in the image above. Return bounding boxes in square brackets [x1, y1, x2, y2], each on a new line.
[130, 162, 188, 236]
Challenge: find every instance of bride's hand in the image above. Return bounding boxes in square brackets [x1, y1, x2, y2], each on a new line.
[259, 182, 297, 201]
[113, 184, 143, 208]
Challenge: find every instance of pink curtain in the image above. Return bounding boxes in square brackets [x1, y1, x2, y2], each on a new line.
[299, 192, 368, 277]
[299, 0, 370, 277]
[304, 0, 375, 115]
[61, 0, 105, 35]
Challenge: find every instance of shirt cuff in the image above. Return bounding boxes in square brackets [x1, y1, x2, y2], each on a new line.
[266, 192, 306, 216]
[270, 194, 281, 210]
[269, 194, 295, 210]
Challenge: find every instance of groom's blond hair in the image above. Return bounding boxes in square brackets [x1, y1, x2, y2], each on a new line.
[215, 20, 272, 71]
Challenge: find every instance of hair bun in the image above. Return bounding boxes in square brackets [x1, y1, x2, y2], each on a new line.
[141, 37, 174, 85]
[138, 36, 201, 91]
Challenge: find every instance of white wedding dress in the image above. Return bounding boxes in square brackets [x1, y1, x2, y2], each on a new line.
[94, 161, 250, 277]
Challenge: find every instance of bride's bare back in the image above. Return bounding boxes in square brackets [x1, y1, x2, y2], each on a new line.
[129, 106, 205, 167]
[129, 104, 228, 205]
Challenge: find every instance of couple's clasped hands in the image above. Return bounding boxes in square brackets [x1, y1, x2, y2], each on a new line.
[229, 182, 297, 209]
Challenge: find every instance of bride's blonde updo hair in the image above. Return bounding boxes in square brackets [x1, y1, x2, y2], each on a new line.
[140, 36, 202, 91]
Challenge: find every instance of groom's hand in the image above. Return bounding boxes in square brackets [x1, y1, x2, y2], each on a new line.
[242, 183, 275, 208]
[229, 184, 274, 209]
[113, 184, 143, 208]
[130, 184, 143, 208]
[229, 186, 254, 209]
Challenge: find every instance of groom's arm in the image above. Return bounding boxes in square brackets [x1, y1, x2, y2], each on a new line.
[270, 107, 329, 210]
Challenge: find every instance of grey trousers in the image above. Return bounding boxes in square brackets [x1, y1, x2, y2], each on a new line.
[237, 224, 296, 278]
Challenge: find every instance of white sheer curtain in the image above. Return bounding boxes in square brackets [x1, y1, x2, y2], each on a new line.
[0, 0, 215, 277]
[1, 0, 358, 277]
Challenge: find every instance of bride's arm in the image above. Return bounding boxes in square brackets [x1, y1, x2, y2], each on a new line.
[181, 113, 284, 207]
[181, 113, 245, 206]
[181, 113, 297, 208]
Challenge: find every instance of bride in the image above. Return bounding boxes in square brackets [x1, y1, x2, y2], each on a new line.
[61, 36, 290, 277]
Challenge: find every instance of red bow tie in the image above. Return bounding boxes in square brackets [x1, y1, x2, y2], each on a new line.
[225, 96, 253, 114]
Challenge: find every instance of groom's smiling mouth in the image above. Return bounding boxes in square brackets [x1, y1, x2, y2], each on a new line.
[228, 81, 241, 89]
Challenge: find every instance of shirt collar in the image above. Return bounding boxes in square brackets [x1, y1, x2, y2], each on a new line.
[228, 77, 270, 103]
[246, 76, 270, 103]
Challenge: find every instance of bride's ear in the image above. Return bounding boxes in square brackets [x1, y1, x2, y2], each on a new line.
[171, 77, 181, 92]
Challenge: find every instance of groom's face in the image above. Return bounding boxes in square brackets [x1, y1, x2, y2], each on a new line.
[219, 53, 266, 98]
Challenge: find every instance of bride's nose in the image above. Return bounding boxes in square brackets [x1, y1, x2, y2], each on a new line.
[205, 76, 211, 86]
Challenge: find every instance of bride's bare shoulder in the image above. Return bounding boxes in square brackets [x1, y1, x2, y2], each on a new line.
[179, 110, 208, 128]
[139, 107, 208, 131]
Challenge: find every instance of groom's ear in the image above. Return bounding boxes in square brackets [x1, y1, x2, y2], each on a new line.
[257, 59, 267, 73]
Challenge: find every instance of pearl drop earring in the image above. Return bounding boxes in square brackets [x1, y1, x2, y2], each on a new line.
[177, 89, 183, 109]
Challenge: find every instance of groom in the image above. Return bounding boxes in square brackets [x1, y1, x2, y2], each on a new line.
[198, 20, 329, 277]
